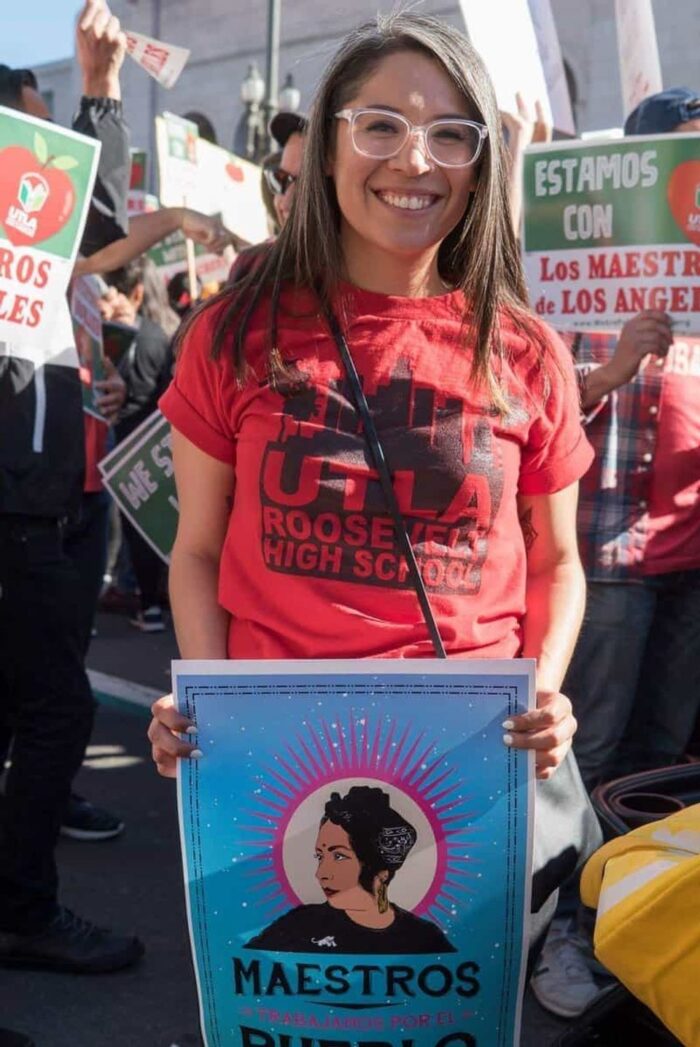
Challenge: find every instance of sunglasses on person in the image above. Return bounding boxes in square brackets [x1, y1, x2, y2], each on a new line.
[335, 107, 488, 168]
[263, 166, 298, 196]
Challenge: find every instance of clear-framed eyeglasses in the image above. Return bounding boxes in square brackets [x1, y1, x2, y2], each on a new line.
[334, 107, 488, 168]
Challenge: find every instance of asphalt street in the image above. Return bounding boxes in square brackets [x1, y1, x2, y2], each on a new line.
[0, 612, 573, 1047]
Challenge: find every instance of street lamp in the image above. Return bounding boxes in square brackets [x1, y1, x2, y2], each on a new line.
[238, 0, 302, 162]
[240, 66, 300, 162]
[279, 73, 301, 114]
[240, 62, 266, 162]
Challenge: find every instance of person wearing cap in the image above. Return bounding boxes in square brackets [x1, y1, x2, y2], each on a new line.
[267, 111, 307, 228]
[530, 87, 700, 1020]
[228, 112, 308, 282]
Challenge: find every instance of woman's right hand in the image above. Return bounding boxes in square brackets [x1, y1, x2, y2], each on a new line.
[148, 694, 200, 778]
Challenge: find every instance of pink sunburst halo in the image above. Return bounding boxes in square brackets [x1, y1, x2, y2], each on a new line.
[239, 713, 480, 930]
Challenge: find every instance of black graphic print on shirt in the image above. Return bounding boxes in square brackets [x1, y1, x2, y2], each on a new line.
[259, 358, 504, 595]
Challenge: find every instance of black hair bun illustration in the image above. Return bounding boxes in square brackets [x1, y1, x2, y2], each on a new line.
[323, 786, 417, 871]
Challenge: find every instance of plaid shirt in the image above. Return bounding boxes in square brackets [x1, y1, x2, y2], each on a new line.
[568, 331, 666, 582]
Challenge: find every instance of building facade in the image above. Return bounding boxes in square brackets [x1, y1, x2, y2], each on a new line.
[32, 0, 699, 176]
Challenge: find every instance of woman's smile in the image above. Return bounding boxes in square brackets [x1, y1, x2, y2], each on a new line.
[371, 188, 443, 213]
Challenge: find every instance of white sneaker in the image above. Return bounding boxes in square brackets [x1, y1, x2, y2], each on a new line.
[530, 927, 603, 1018]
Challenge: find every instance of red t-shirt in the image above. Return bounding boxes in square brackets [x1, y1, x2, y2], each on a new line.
[160, 284, 592, 660]
[644, 336, 700, 575]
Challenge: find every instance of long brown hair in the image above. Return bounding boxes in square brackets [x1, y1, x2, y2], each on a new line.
[179, 12, 545, 405]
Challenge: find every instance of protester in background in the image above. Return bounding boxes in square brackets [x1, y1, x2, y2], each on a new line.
[267, 110, 307, 228]
[230, 115, 307, 280]
[148, 13, 594, 988]
[167, 271, 202, 319]
[531, 86, 700, 1020]
[182, 110, 218, 145]
[0, 0, 143, 994]
[103, 258, 179, 632]
[58, 308, 128, 844]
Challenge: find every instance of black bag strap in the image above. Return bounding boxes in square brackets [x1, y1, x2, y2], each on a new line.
[326, 309, 447, 659]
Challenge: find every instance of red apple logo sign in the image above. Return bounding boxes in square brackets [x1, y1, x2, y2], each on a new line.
[667, 159, 700, 247]
[0, 131, 77, 247]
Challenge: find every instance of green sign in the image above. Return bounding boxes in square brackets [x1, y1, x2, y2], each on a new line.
[0, 105, 100, 354]
[99, 410, 177, 564]
[523, 133, 700, 332]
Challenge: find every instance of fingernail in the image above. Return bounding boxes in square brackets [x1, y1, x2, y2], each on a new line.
[502, 719, 515, 730]
[503, 734, 514, 747]
[185, 725, 198, 735]
[189, 749, 203, 760]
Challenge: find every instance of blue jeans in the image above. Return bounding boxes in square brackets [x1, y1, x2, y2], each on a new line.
[564, 570, 700, 789]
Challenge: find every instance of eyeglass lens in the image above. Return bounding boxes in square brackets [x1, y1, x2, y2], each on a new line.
[351, 111, 482, 166]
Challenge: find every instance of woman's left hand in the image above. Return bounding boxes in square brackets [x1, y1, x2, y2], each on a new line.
[502, 690, 577, 780]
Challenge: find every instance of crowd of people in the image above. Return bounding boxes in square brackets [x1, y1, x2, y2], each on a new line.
[1, 2, 699, 1045]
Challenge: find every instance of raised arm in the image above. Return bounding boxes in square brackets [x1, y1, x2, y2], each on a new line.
[73, 0, 131, 257]
[500, 93, 552, 238]
[75, 208, 241, 276]
[578, 311, 673, 411]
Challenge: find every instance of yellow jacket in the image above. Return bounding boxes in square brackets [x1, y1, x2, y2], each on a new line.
[580, 804, 700, 1047]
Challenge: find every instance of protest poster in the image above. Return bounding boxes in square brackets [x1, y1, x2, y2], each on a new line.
[125, 29, 190, 89]
[0, 105, 100, 354]
[523, 133, 700, 332]
[148, 226, 231, 288]
[70, 274, 106, 421]
[157, 112, 200, 207]
[98, 410, 178, 563]
[459, 0, 574, 136]
[156, 114, 268, 246]
[614, 0, 663, 120]
[175, 659, 534, 1047]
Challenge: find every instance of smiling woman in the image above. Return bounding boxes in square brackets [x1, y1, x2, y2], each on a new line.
[150, 10, 596, 977]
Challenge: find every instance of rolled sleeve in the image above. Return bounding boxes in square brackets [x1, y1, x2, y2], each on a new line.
[158, 304, 237, 466]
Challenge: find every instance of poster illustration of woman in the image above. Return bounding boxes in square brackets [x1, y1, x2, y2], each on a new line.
[245, 786, 456, 954]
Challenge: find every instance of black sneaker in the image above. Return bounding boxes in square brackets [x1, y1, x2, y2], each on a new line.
[0, 1030, 35, 1047]
[0, 907, 144, 973]
[60, 793, 124, 841]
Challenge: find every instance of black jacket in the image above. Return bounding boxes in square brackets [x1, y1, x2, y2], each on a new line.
[115, 317, 173, 443]
[0, 97, 130, 519]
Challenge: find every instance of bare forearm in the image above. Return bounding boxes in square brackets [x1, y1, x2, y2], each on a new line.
[75, 208, 185, 275]
[521, 559, 586, 692]
[580, 363, 626, 410]
[169, 544, 230, 659]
